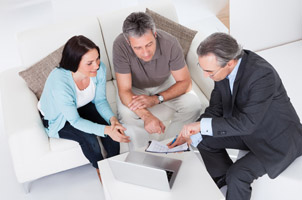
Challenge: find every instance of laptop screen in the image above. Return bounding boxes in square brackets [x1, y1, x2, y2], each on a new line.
[108, 151, 182, 191]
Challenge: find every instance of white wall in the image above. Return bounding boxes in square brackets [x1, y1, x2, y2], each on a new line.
[230, 0, 302, 51]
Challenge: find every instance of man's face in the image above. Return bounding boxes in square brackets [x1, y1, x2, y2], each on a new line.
[198, 53, 232, 82]
[128, 30, 157, 62]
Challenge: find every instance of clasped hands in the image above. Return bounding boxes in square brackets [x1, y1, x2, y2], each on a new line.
[128, 94, 158, 111]
[167, 122, 201, 148]
[105, 116, 130, 143]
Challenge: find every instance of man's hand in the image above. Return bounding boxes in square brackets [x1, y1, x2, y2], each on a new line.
[167, 134, 192, 149]
[142, 113, 165, 134]
[167, 122, 201, 148]
[128, 95, 158, 111]
[179, 122, 201, 138]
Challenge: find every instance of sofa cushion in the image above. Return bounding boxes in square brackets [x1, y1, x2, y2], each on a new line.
[49, 137, 79, 152]
[146, 8, 197, 57]
[19, 46, 63, 99]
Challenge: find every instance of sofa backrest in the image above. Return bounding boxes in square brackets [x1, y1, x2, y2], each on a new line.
[17, 16, 112, 81]
[230, 0, 302, 51]
[97, 0, 178, 79]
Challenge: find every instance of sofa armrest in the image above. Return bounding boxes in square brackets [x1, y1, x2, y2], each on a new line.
[0, 68, 49, 182]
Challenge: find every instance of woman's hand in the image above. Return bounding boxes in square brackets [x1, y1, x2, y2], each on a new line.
[106, 117, 130, 143]
[109, 116, 121, 132]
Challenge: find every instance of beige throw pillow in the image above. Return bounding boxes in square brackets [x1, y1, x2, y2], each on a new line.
[19, 46, 64, 99]
[146, 8, 197, 57]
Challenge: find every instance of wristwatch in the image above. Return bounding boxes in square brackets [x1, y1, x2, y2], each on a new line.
[155, 94, 164, 104]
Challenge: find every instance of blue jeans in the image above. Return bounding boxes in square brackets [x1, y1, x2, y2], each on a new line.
[43, 102, 120, 168]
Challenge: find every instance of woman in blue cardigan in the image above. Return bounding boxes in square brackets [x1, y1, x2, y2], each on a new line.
[38, 35, 130, 181]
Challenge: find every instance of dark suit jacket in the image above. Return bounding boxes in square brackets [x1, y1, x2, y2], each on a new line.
[201, 50, 302, 178]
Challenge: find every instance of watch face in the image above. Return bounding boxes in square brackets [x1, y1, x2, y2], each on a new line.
[156, 94, 164, 103]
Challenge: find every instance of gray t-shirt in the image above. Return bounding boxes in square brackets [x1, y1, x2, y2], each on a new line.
[113, 29, 186, 89]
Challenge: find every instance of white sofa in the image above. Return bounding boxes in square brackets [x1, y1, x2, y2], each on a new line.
[246, 41, 302, 200]
[0, 0, 227, 193]
[230, 0, 302, 199]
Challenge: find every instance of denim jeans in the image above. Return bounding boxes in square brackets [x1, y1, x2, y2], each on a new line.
[43, 102, 119, 168]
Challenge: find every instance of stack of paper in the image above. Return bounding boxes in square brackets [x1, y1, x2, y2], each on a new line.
[145, 140, 189, 153]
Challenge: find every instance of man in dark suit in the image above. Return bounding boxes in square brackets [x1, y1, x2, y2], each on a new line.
[168, 33, 302, 200]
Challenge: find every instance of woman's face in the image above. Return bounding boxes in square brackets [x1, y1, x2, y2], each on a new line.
[77, 48, 100, 77]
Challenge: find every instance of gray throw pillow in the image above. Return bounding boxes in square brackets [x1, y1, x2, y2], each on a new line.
[19, 46, 64, 99]
[146, 8, 197, 57]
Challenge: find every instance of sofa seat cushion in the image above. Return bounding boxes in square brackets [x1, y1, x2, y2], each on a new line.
[251, 157, 302, 200]
[237, 150, 302, 200]
[251, 155, 302, 200]
[49, 137, 80, 152]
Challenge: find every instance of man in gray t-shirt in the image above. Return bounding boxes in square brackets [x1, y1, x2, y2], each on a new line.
[113, 12, 201, 149]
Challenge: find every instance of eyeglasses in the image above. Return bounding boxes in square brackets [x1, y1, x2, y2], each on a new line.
[197, 63, 223, 77]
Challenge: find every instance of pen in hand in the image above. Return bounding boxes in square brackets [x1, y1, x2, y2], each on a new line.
[171, 135, 178, 145]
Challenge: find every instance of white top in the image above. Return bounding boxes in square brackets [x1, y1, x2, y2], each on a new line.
[75, 77, 95, 108]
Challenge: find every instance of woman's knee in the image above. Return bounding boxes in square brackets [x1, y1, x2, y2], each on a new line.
[80, 135, 102, 155]
[101, 136, 120, 157]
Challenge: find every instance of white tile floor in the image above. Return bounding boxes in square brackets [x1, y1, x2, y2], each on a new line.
[0, 0, 227, 199]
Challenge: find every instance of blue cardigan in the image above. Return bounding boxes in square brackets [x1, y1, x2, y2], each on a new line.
[39, 62, 115, 138]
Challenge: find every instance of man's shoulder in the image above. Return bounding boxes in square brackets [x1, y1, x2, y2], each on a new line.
[156, 29, 183, 56]
[157, 29, 178, 44]
[243, 50, 272, 68]
[241, 50, 276, 81]
[244, 50, 267, 62]
[113, 33, 134, 56]
[113, 33, 127, 45]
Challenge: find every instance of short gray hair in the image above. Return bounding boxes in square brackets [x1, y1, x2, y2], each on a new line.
[197, 32, 243, 67]
[122, 12, 156, 40]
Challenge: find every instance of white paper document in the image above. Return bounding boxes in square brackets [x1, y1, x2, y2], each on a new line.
[145, 140, 189, 153]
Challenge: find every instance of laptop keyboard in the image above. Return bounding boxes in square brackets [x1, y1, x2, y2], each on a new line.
[165, 170, 174, 182]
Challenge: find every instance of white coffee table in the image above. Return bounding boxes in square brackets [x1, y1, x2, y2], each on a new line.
[98, 140, 225, 200]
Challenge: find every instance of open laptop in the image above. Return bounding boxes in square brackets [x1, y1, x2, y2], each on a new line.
[108, 151, 182, 191]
